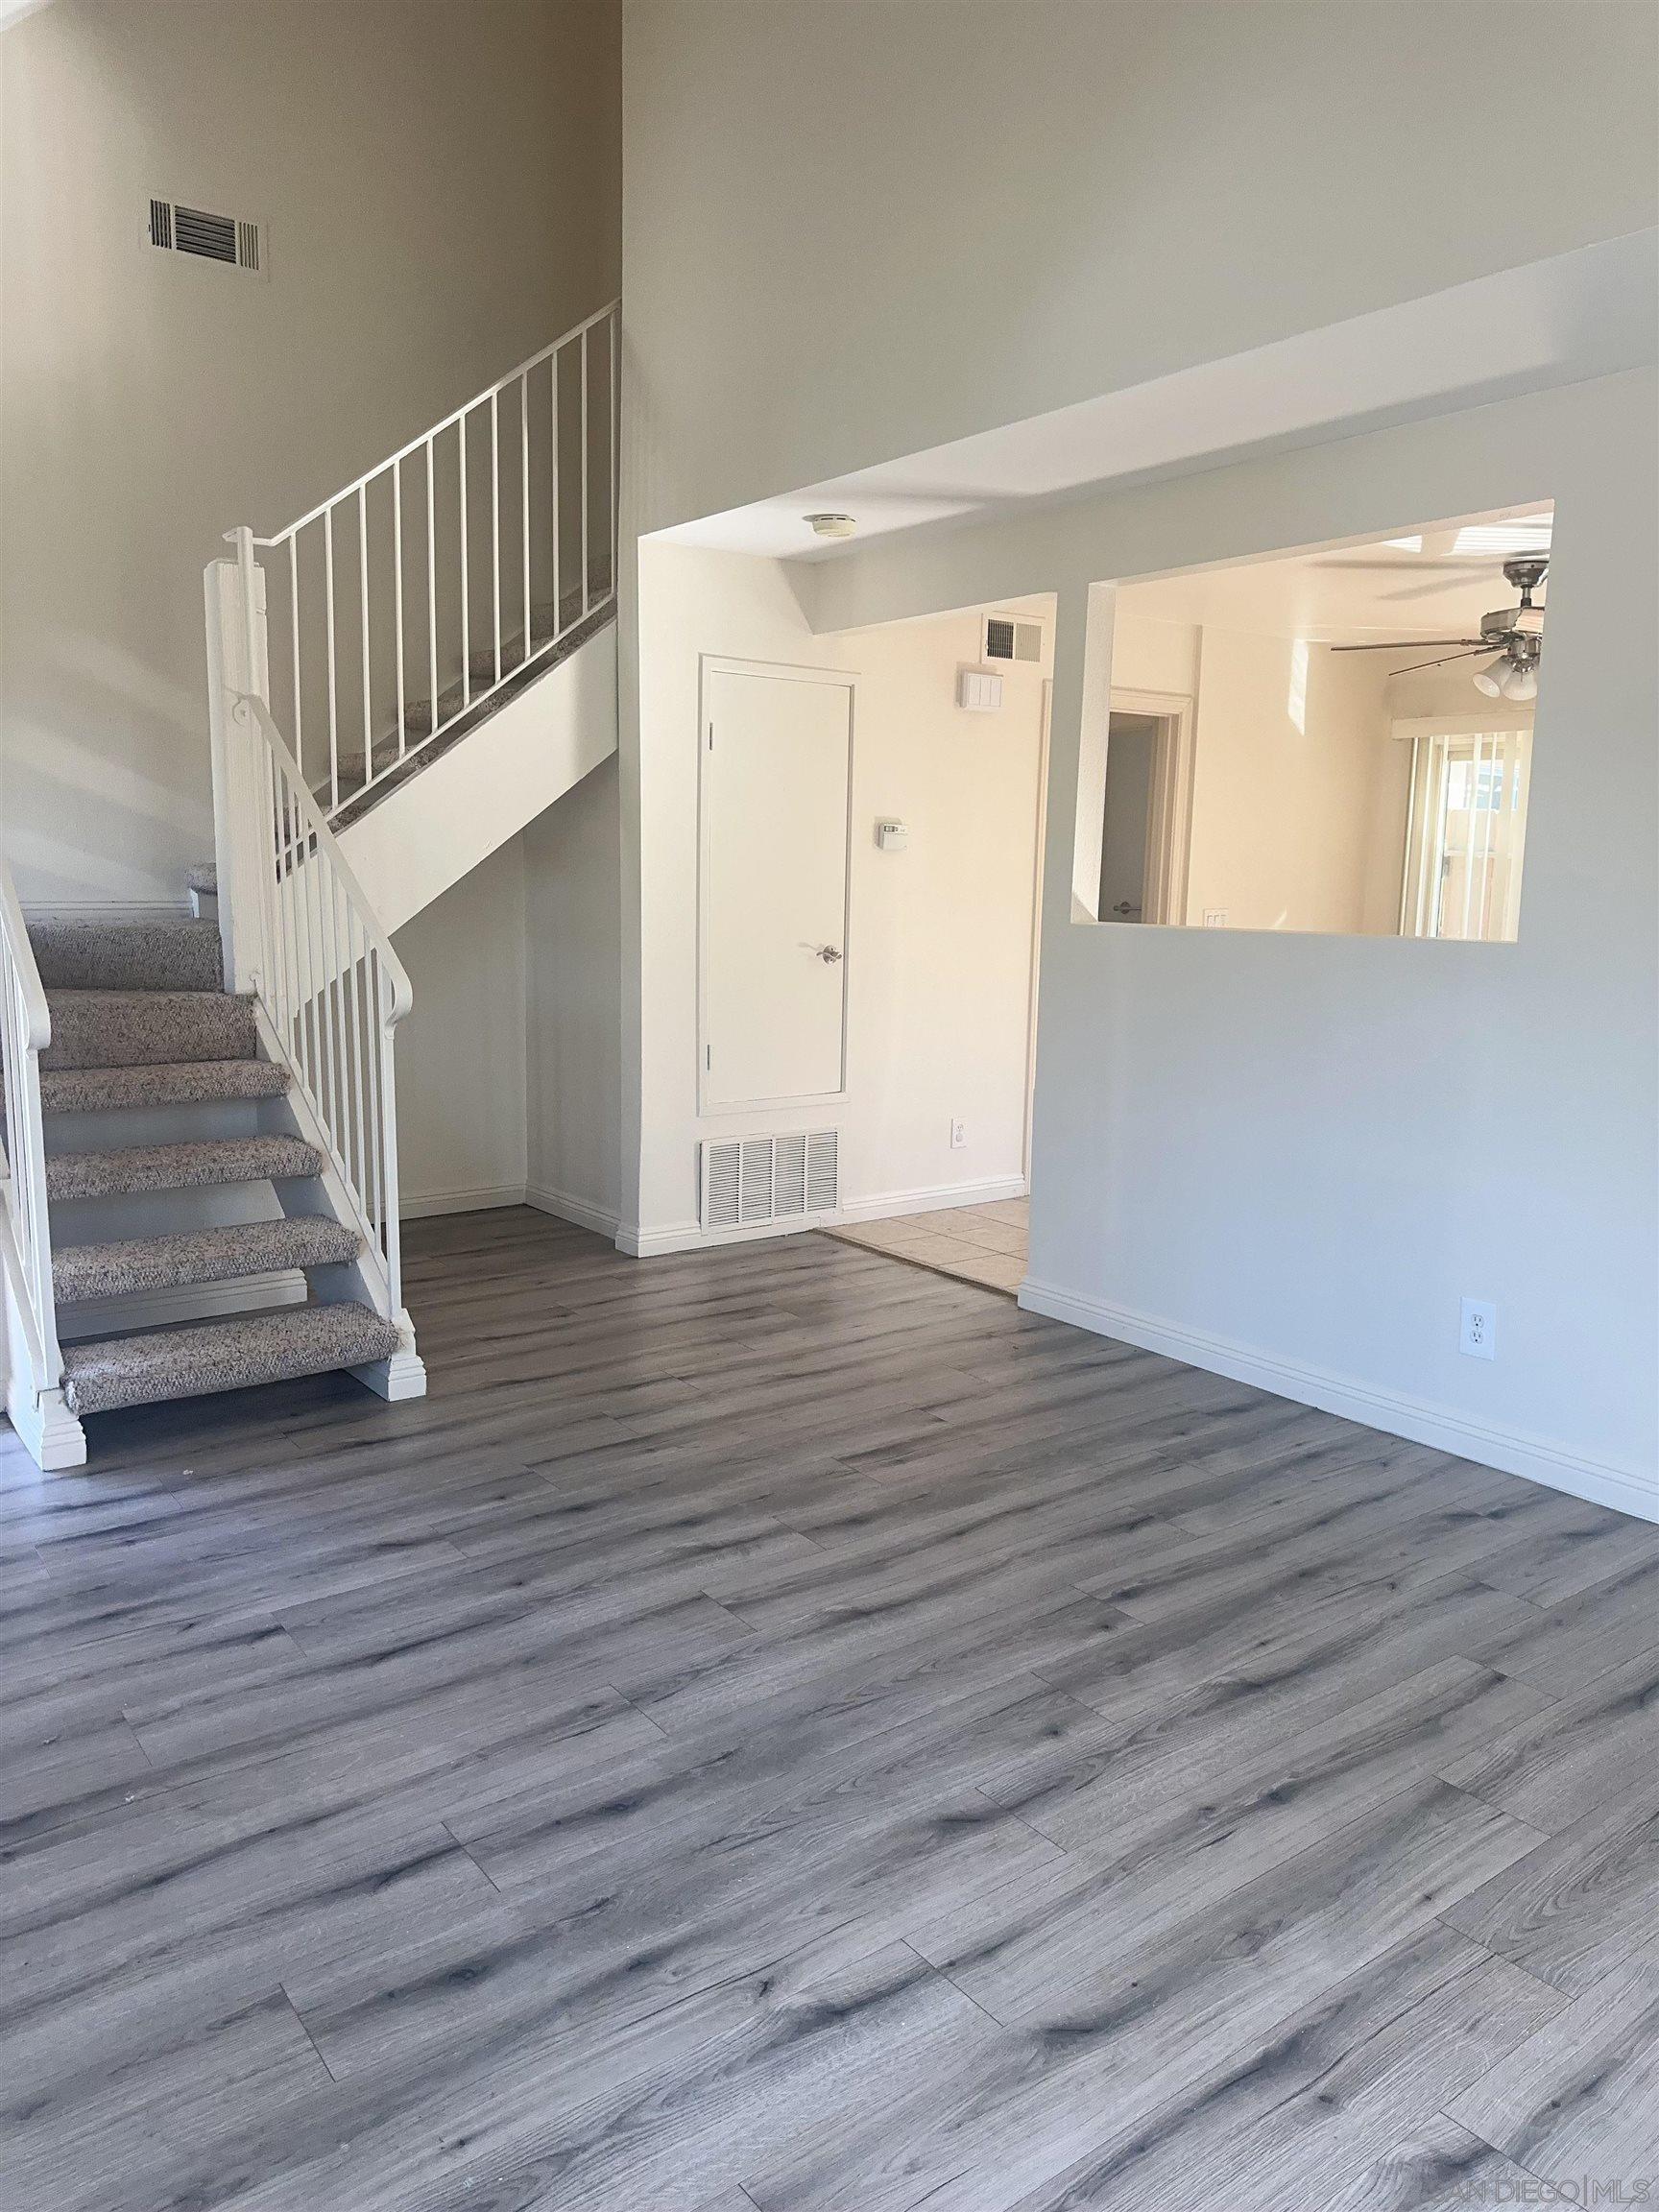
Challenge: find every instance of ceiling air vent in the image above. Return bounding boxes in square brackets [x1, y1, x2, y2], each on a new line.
[982, 613, 1044, 665]
[700, 1130, 839, 1233]
[146, 197, 266, 277]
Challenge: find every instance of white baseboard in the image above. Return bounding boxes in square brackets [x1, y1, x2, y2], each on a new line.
[616, 1174, 1030, 1261]
[1019, 1277, 1659, 1526]
[831, 1174, 1027, 1225]
[617, 1216, 750, 1257]
[524, 1184, 621, 1238]
[56, 1269, 309, 1342]
[400, 1184, 526, 1221]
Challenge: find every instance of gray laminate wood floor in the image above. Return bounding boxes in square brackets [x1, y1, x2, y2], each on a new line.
[3, 1207, 1657, 2211]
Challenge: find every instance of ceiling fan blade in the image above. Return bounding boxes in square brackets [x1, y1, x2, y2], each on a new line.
[1386, 647, 1491, 677]
[1331, 638, 1481, 653]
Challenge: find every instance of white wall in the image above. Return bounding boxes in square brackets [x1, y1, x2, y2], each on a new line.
[524, 755, 624, 1234]
[621, 0, 1657, 533]
[0, 0, 619, 910]
[628, 541, 1046, 1245]
[391, 838, 529, 1215]
[805, 373, 1659, 1517]
[388, 758, 626, 1233]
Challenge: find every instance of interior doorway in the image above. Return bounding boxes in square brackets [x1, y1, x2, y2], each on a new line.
[1099, 712, 1159, 920]
[809, 606, 1049, 1298]
[1094, 688, 1196, 926]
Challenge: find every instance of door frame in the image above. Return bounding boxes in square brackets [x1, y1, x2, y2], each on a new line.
[1022, 676, 1052, 1182]
[696, 654, 858, 1115]
[1107, 686, 1196, 926]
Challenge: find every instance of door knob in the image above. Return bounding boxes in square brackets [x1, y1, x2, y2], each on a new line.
[817, 945, 843, 964]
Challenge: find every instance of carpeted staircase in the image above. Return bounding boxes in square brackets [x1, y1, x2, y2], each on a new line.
[33, 909, 398, 1419]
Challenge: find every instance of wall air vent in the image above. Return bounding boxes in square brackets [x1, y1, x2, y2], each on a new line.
[700, 1130, 839, 1232]
[145, 197, 266, 277]
[982, 613, 1044, 665]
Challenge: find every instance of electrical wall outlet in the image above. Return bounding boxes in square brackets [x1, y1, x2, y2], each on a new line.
[950, 1118, 968, 1150]
[1202, 909, 1228, 928]
[1459, 1297, 1497, 1359]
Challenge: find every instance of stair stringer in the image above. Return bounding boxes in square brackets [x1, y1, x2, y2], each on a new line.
[337, 617, 616, 936]
[251, 1002, 426, 1403]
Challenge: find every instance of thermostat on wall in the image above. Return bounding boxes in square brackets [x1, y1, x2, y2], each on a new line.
[876, 819, 908, 852]
[957, 667, 1003, 713]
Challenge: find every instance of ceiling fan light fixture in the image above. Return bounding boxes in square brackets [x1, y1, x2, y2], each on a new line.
[1499, 661, 1538, 703]
[1472, 653, 1509, 698]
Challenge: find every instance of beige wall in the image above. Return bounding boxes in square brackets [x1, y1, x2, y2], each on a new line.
[621, 0, 1657, 533]
[1182, 636, 1381, 934]
[392, 836, 529, 1214]
[524, 753, 623, 1231]
[835, 605, 1046, 1212]
[1107, 613, 1407, 937]
[617, 0, 1654, 1313]
[630, 541, 1046, 1242]
[0, 0, 619, 910]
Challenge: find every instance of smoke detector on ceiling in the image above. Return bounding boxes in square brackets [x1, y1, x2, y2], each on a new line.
[805, 513, 857, 541]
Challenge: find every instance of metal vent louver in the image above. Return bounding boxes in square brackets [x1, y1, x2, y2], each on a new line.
[700, 1130, 839, 1232]
[982, 613, 1044, 665]
[146, 197, 265, 276]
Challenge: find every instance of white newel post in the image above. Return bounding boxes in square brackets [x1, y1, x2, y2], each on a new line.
[204, 529, 272, 997]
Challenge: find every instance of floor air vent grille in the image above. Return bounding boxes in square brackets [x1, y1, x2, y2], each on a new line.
[701, 1130, 838, 1232]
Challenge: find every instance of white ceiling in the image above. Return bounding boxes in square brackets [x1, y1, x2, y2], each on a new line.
[1118, 509, 1554, 646]
[657, 231, 1653, 565]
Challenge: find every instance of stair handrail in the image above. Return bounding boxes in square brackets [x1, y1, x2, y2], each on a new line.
[226, 667, 414, 1329]
[0, 851, 64, 1403]
[248, 300, 619, 825]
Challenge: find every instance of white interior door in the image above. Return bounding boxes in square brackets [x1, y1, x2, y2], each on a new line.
[701, 664, 853, 1107]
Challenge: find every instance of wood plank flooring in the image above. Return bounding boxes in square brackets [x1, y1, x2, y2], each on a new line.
[2, 1206, 1656, 2211]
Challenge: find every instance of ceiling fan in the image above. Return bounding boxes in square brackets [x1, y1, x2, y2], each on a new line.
[1333, 555, 1548, 701]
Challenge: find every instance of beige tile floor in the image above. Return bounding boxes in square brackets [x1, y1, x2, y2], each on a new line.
[822, 1195, 1028, 1295]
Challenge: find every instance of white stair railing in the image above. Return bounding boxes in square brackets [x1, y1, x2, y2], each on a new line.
[204, 532, 417, 1361]
[251, 301, 618, 824]
[232, 684, 413, 1328]
[0, 853, 82, 1465]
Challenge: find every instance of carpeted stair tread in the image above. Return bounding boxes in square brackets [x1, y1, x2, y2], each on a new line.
[46, 1134, 325, 1201]
[186, 864, 217, 895]
[40, 1059, 291, 1113]
[54, 1217, 362, 1303]
[29, 919, 222, 994]
[43, 991, 257, 1070]
[61, 1301, 400, 1416]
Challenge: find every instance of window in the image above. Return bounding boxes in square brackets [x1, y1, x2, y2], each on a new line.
[1398, 722, 1531, 943]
